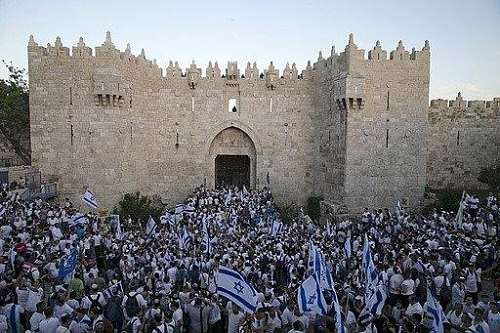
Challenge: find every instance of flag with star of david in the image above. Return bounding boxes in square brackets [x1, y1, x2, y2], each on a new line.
[297, 274, 327, 315]
[215, 266, 257, 313]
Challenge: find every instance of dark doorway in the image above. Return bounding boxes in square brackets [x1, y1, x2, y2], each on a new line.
[215, 155, 250, 188]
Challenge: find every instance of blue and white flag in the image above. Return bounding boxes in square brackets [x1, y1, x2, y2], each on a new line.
[103, 281, 124, 299]
[358, 284, 387, 325]
[243, 185, 250, 195]
[297, 275, 328, 315]
[82, 189, 98, 209]
[331, 284, 346, 333]
[224, 189, 232, 206]
[326, 222, 333, 237]
[362, 234, 378, 299]
[146, 216, 157, 236]
[270, 220, 283, 237]
[344, 237, 352, 258]
[215, 266, 257, 313]
[58, 248, 78, 279]
[179, 229, 192, 249]
[160, 212, 175, 225]
[0, 205, 6, 217]
[425, 289, 447, 333]
[308, 241, 316, 270]
[69, 213, 88, 226]
[175, 204, 195, 215]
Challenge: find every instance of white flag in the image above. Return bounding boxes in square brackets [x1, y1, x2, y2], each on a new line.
[297, 275, 327, 315]
[82, 189, 98, 209]
[216, 266, 257, 313]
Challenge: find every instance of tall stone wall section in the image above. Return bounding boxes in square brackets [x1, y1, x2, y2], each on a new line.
[313, 35, 430, 211]
[427, 94, 500, 190]
[28, 33, 316, 208]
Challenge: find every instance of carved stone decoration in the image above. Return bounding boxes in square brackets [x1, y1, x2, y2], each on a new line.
[186, 60, 201, 89]
[265, 62, 279, 90]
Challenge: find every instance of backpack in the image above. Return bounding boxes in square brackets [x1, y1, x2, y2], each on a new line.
[125, 293, 140, 317]
[105, 295, 124, 323]
[123, 318, 138, 333]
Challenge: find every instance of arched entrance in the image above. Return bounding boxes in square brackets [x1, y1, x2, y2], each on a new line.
[208, 127, 257, 188]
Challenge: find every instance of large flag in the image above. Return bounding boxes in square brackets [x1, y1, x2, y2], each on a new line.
[58, 248, 78, 279]
[146, 216, 157, 236]
[215, 266, 257, 313]
[82, 189, 98, 209]
[297, 275, 328, 315]
[358, 284, 387, 326]
[425, 289, 447, 333]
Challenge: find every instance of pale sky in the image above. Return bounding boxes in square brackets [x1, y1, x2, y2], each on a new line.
[1, 0, 499, 101]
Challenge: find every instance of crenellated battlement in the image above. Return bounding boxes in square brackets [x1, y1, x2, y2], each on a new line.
[429, 92, 500, 121]
[311, 33, 430, 77]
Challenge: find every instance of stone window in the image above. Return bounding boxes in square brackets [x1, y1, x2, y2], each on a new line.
[228, 99, 238, 113]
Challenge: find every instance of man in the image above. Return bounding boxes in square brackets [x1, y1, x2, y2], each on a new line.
[227, 302, 244, 333]
[39, 307, 60, 333]
[184, 297, 211, 333]
[68, 307, 92, 333]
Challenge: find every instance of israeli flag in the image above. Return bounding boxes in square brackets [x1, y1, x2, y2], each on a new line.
[362, 234, 379, 299]
[82, 189, 98, 209]
[308, 241, 316, 270]
[297, 275, 328, 315]
[215, 266, 257, 313]
[69, 213, 88, 226]
[160, 212, 175, 225]
[270, 220, 283, 236]
[103, 281, 123, 299]
[179, 229, 192, 249]
[0, 205, 6, 217]
[331, 284, 346, 333]
[358, 284, 387, 325]
[146, 216, 157, 236]
[425, 289, 447, 333]
[58, 247, 78, 279]
[326, 222, 333, 237]
[343, 237, 352, 258]
[175, 204, 195, 215]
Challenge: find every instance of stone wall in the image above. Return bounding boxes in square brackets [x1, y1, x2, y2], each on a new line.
[427, 94, 500, 190]
[28, 33, 316, 208]
[28, 31, 498, 212]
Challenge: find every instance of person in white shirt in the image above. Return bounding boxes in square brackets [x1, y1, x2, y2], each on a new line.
[486, 301, 500, 333]
[38, 308, 60, 333]
[227, 303, 245, 333]
[29, 303, 46, 332]
[446, 302, 464, 333]
[405, 296, 423, 318]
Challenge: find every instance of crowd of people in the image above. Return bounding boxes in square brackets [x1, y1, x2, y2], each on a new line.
[0, 184, 498, 333]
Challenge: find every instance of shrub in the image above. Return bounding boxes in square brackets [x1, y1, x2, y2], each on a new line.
[478, 165, 500, 192]
[113, 192, 165, 228]
[432, 188, 463, 213]
[277, 202, 300, 225]
[305, 195, 323, 222]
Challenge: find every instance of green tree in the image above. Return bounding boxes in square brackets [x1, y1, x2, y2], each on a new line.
[0, 61, 31, 164]
[113, 192, 165, 228]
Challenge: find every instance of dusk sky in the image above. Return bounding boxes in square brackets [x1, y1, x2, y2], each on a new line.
[1, 0, 499, 100]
